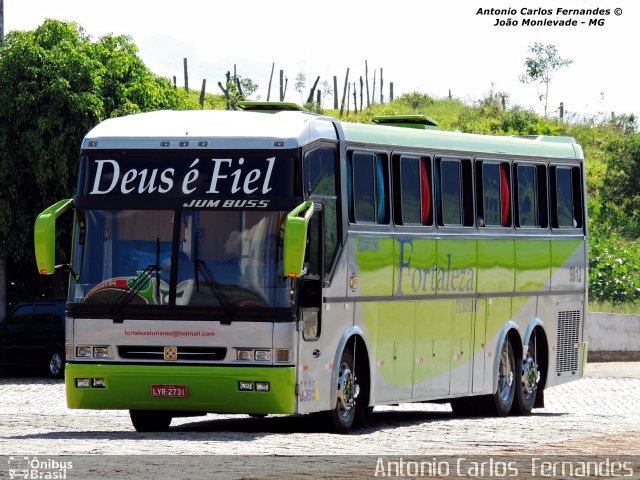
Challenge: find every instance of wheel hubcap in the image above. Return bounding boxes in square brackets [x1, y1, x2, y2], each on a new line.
[337, 363, 359, 413]
[522, 356, 539, 396]
[50, 354, 62, 376]
[498, 346, 513, 401]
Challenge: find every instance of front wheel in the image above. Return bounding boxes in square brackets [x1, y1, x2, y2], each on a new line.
[47, 350, 65, 379]
[485, 339, 515, 416]
[129, 410, 172, 432]
[327, 348, 360, 433]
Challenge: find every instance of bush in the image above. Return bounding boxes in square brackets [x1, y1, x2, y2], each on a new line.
[589, 225, 640, 304]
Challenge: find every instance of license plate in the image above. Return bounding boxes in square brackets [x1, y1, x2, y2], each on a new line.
[151, 384, 188, 397]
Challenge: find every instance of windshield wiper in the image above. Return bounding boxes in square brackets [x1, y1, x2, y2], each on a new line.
[110, 264, 160, 321]
[194, 240, 235, 323]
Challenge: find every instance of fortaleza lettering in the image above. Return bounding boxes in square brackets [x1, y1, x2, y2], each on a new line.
[396, 240, 475, 294]
[89, 156, 276, 197]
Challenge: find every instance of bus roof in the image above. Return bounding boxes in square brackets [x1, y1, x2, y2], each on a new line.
[82, 109, 583, 160]
[340, 122, 583, 160]
[82, 109, 338, 150]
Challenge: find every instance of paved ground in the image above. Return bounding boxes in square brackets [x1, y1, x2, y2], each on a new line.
[1, 362, 639, 478]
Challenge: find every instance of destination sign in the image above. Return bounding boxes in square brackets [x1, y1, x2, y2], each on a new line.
[75, 150, 299, 210]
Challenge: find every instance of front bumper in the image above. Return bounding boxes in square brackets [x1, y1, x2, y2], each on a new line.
[66, 363, 296, 414]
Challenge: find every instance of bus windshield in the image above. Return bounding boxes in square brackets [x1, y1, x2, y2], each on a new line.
[71, 209, 288, 310]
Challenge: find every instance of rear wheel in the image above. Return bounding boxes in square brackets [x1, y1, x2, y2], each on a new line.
[513, 333, 540, 415]
[486, 339, 515, 416]
[129, 410, 172, 432]
[327, 347, 360, 433]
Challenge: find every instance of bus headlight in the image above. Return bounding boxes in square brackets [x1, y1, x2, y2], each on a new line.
[236, 349, 253, 361]
[93, 347, 110, 358]
[254, 350, 272, 362]
[76, 346, 92, 357]
[76, 345, 110, 359]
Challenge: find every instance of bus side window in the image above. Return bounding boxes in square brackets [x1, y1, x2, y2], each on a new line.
[437, 157, 473, 227]
[476, 161, 511, 227]
[551, 165, 583, 229]
[349, 151, 389, 225]
[393, 155, 433, 226]
[515, 164, 539, 228]
[303, 147, 340, 276]
[395, 156, 420, 225]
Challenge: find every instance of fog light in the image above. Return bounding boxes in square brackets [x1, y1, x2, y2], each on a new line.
[93, 347, 109, 358]
[276, 349, 290, 362]
[76, 346, 92, 357]
[255, 382, 270, 392]
[238, 381, 253, 391]
[236, 349, 253, 361]
[254, 350, 272, 361]
[92, 378, 106, 388]
[76, 378, 91, 388]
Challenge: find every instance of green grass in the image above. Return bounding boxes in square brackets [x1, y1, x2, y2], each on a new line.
[589, 300, 640, 315]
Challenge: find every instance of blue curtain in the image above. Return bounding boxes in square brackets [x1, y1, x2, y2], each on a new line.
[376, 155, 386, 223]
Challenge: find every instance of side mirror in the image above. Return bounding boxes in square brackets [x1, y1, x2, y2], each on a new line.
[283, 201, 314, 278]
[34, 199, 73, 275]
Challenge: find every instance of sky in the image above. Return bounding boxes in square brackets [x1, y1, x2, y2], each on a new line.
[4, 0, 638, 121]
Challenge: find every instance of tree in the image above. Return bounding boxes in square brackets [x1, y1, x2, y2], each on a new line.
[519, 43, 573, 118]
[320, 79, 333, 109]
[599, 133, 640, 237]
[0, 20, 195, 313]
[294, 72, 306, 104]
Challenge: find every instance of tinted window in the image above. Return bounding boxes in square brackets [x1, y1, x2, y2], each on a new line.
[483, 163, 501, 226]
[400, 157, 421, 224]
[517, 165, 538, 227]
[32, 304, 55, 325]
[441, 160, 462, 225]
[303, 147, 339, 271]
[349, 152, 389, 225]
[6, 304, 33, 325]
[555, 167, 575, 227]
[352, 153, 376, 223]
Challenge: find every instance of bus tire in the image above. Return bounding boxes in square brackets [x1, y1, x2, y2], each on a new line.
[129, 410, 172, 432]
[513, 333, 540, 415]
[327, 347, 359, 433]
[486, 339, 516, 416]
[47, 349, 65, 379]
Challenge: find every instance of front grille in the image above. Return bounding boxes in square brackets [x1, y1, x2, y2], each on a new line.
[555, 310, 581, 375]
[118, 346, 227, 361]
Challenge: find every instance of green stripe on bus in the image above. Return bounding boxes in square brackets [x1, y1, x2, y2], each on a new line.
[66, 363, 296, 414]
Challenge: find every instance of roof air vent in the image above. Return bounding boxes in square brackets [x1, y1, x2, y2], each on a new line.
[372, 115, 438, 129]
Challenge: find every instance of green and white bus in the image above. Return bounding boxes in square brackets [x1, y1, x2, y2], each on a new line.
[35, 104, 587, 433]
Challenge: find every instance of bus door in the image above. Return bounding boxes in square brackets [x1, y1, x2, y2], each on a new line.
[296, 206, 326, 413]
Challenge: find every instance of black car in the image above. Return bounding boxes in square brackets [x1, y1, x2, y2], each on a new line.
[0, 298, 66, 378]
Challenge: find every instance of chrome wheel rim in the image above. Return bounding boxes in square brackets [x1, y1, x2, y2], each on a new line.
[498, 344, 513, 402]
[337, 362, 359, 416]
[49, 353, 63, 376]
